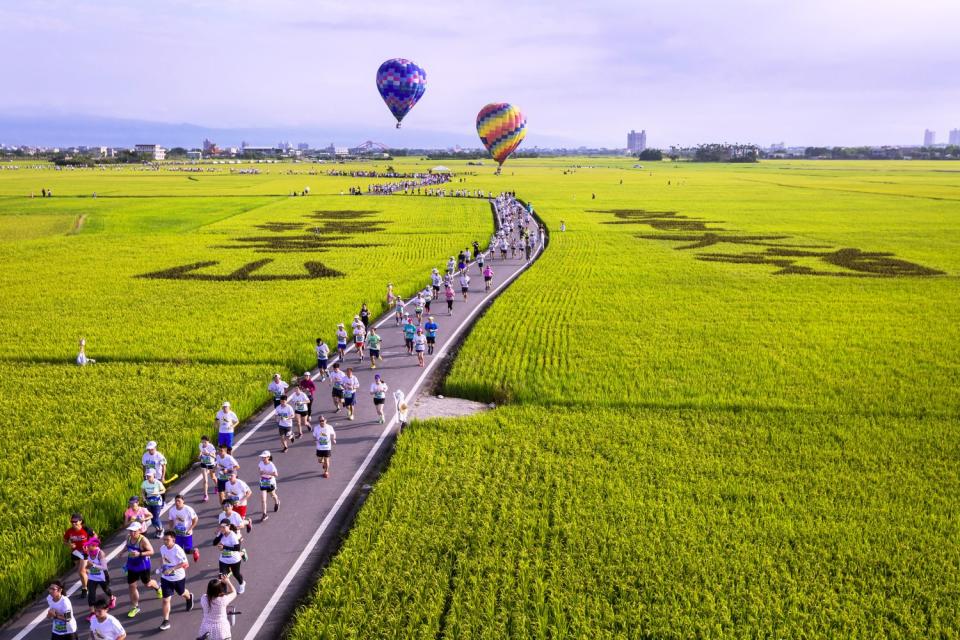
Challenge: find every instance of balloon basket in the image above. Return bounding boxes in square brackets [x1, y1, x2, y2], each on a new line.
[396, 123, 401, 129]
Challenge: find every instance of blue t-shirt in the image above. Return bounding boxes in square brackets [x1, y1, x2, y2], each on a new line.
[424, 322, 438, 338]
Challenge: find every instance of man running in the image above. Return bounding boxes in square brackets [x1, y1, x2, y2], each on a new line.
[166, 494, 200, 563]
[267, 373, 288, 408]
[198, 435, 217, 502]
[431, 268, 442, 297]
[300, 371, 317, 417]
[328, 363, 345, 412]
[275, 394, 295, 452]
[403, 316, 417, 354]
[342, 368, 359, 421]
[424, 316, 438, 355]
[353, 321, 366, 362]
[223, 470, 253, 533]
[288, 385, 311, 439]
[90, 598, 126, 640]
[394, 297, 405, 326]
[141, 441, 167, 482]
[257, 450, 280, 521]
[335, 323, 348, 358]
[158, 531, 194, 631]
[315, 338, 330, 381]
[214, 445, 239, 504]
[122, 522, 161, 619]
[215, 401, 239, 451]
[414, 292, 425, 325]
[140, 469, 166, 539]
[62, 513, 95, 598]
[369, 374, 388, 424]
[366, 326, 382, 369]
[312, 416, 336, 478]
[459, 271, 470, 301]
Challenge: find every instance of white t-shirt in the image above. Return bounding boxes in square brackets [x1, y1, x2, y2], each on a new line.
[370, 381, 388, 398]
[198, 441, 216, 466]
[223, 479, 250, 505]
[414, 334, 427, 351]
[46, 594, 77, 635]
[218, 530, 242, 565]
[218, 511, 244, 529]
[268, 380, 288, 399]
[313, 424, 336, 451]
[289, 391, 310, 412]
[215, 454, 239, 480]
[87, 550, 108, 583]
[216, 410, 238, 433]
[167, 505, 197, 535]
[329, 370, 345, 389]
[343, 375, 359, 395]
[316, 343, 330, 359]
[258, 460, 278, 489]
[276, 404, 295, 427]
[141, 450, 166, 473]
[159, 543, 188, 582]
[89, 614, 126, 640]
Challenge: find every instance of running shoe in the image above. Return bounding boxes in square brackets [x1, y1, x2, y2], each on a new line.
[108, 595, 117, 610]
[127, 606, 140, 618]
[322, 471, 330, 478]
[159, 619, 171, 631]
[202, 495, 209, 502]
[185, 594, 194, 612]
[349, 415, 355, 421]
[192, 548, 200, 563]
[79, 588, 87, 598]
[237, 581, 246, 595]
[274, 503, 279, 512]
[241, 549, 248, 562]
[156, 587, 163, 599]
[245, 521, 252, 533]
[260, 514, 269, 522]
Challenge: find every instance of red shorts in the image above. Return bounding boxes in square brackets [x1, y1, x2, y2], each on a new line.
[234, 505, 247, 518]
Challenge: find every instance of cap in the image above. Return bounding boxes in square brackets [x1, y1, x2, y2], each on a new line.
[259, 450, 271, 457]
[128, 496, 139, 503]
[145, 441, 157, 450]
[144, 470, 156, 479]
[374, 374, 381, 380]
[222, 401, 231, 407]
[303, 371, 310, 376]
[126, 522, 142, 532]
[273, 373, 281, 378]
[429, 316, 435, 320]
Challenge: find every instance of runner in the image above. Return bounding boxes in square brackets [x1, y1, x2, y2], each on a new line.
[123, 497, 150, 529]
[459, 271, 471, 301]
[315, 338, 330, 381]
[223, 469, 254, 533]
[62, 514, 95, 598]
[198, 435, 217, 502]
[275, 394, 295, 451]
[403, 316, 417, 354]
[312, 416, 336, 478]
[414, 292, 425, 325]
[483, 264, 494, 291]
[166, 494, 200, 563]
[335, 323, 348, 359]
[215, 501, 245, 539]
[444, 283, 455, 315]
[431, 268, 442, 296]
[359, 302, 371, 329]
[122, 522, 161, 619]
[157, 531, 194, 631]
[267, 373, 288, 408]
[45, 580, 78, 640]
[214, 445, 239, 505]
[394, 296, 405, 326]
[413, 328, 427, 367]
[300, 370, 317, 417]
[215, 522, 247, 594]
[369, 374, 388, 423]
[257, 450, 280, 521]
[328, 362, 345, 412]
[83, 538, 116, 617]
[446, 256, 456, 274]
[477, 248, 485, 273]
[422, 286, 433, 314]
[366, 326, 383, 369]
[353, 321, 366, 362]
[197, 575, 235, 640]
[342, 368, 359, 421]
[215, 401, 239, 451]
[138, 469, 165, 536]
[424, 316, 438, 355]
[288, 385, 310, 439]
[141, 441, 167, 482]
[90, 598, 126, 640]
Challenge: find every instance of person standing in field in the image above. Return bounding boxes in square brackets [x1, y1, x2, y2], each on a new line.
[413, 328, 427, 367]
[335, 323, 348, 359]
[63, 514, 95, 599]
[342, 368, 359, 421]
[353, 321, 366, 362]
[328, 362, 345, 412]
[157, 531, 194, 631]
[424, 316, 438, 355]
[215, 401, 239, 451]
[312, 416, 336, 478]
[89, 598, 126, 640]
[403, 316, 417, 354]
[275, 394, 295, 452]
[45, 580, 78, 640]
[197, 575, 236, 640]
[268, 373, 288, 408]
[444, 284, 455, 315]
[299, 371, 316, 419]
[122, 522, 161, 619]
[315, 338, 330, 381]
[83, 538, 116, 616]
[140, 469, 166, 539]
[166, 494, 200, 563]
[386, 282, 394, 305]
[288, 385, 310, 439]
[257, 450, 280, 521]
[369, 374, 388, 423]
[366, 326, 383, 369]
[198, 435, 217, 503]
[214, 444, 239, 505]
[141, 440, 167, 482]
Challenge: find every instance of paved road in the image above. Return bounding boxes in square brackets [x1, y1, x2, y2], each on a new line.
[1, 198, 543, 640]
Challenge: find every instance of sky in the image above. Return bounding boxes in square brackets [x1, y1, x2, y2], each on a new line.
[1, 0, 959, 148]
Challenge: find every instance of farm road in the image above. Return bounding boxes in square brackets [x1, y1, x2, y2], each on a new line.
[1, 199, 543, 640]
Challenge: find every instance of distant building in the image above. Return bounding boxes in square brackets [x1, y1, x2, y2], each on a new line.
[949, 129, 960, 146]
[334, 146, 349, 157]
[923, 129, 935, 147]
[627, 129, 647, 153]
[297, 142, 309, 151]
[202, 138, 219, 155]
[187, 150, 202, 160]
[134, 144, 165, 160]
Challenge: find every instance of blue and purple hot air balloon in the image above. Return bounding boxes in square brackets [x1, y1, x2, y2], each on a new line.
[376, 58, 427, 128]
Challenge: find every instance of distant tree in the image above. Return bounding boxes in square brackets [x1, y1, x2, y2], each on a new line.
[637, 148, 663, 161]
[166, 147, 187, 158]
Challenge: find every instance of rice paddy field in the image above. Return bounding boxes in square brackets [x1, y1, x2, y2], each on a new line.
[286, 159, 960, 638]
[0, 161, 493, 620]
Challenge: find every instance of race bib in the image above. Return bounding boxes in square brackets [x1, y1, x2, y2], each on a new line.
[53, 619, 67, 633]
[220, 548, 235, 561]
[259, 477, 275, 490]
[146, 494, 162, 506]
[200, 454, 214, 465]
[89, 565, 102, 577]
[174, 522, 187, 534]
[317, 435, 329, 446]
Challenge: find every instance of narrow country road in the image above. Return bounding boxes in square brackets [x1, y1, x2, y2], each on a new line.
[1, 197, 544, 640]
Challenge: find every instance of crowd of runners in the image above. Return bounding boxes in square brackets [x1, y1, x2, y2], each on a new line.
[362, 172, 453, 195]
[46, 193, 538, 640]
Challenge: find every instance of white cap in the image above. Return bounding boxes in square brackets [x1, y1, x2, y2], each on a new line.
[303, 371, 310, 376]
[222, 401, 231, 407]
[145, 441, 157, 450]
[259, 450, 271, 457]
[145, 468, 156, 477]
[126, 522, 142, 532]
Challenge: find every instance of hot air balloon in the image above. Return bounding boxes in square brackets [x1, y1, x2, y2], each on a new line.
[376, 58, 427, 128]
[476, 103, 526, 174]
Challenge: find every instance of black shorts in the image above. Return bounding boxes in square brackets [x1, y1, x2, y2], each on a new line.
[200, 462, 215, 470]
[50, 632, 78, 640]
[315, 449, 331, 458]
[332, 388, 343, 398]
[126, 568, 152, 585]
[295, 409, 309, 416]
[318, 358, 328, 370]
[343, 395, 355, 407]
[461, 287, 468, 293]
[161, 577, 186, 598]
[427, 336, 436, 344]
[370, 348, 380, 358]
[432, 285, 440, 294]
[278, 425, 292, 435]
[405, 338, 414, 348]
[272, 398, 282, 408]
[217, 479, 228, 493]
[373, 397, 385, 405]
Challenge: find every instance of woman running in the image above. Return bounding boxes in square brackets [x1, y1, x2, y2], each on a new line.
[198, 435, 217, 502]
[422, 287, 433, 314]
[424, 316, 438, 355]
[45, 580, 78, 639]
[483, 264, 494, 291]
[413, 328, 427, 367]
[335, 323, 348, 359]
[257, 450, 280, 521]
[83, 538, 116, 617]
[369, 375, 388, 423]
[431, 268, 442, 297]
[62, 514, 95, 599]
[328, 363, 345, 412]
[140, 469, 166, 539]
[403, 316, 417, 354]
[313, 416, 336, 478]
[216, 522, 246, 594]
[288, 386, 310, 439]
[413, 293, 425, 325]
[459, 271, 470, 301]
[394, 297, 405, 326]
[444, 284, 455, 315]
[359, 303, 371, 329]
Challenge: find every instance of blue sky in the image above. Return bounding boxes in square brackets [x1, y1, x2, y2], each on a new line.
[1, 0, 958, 147]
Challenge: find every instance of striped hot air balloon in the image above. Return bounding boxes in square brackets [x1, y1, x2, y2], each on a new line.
[376, 58, 427, 128]
[476, 103, 526, 173]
